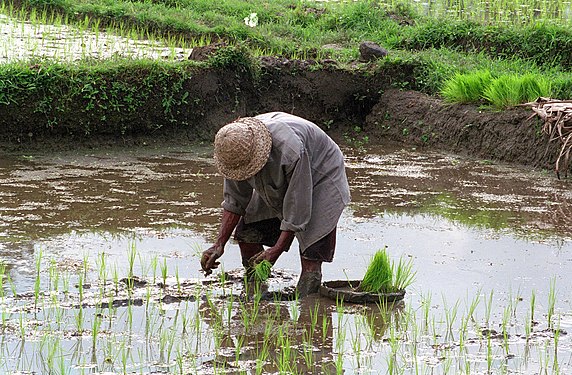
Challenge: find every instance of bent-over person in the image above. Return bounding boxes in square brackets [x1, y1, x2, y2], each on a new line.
[201, 112, 350, 297]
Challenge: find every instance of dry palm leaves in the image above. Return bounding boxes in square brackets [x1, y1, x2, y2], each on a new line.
[524, 97, 572, 179]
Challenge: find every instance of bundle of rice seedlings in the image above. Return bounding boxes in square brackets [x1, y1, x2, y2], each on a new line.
[253, 260, 272, 283]
[359, 247, 416, 293]
[359, 248, 393, 293]
[393, 256, 416, 292]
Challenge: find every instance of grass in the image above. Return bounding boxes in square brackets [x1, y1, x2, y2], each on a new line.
[483, 73, 553, 108]
[441, 70, 493, 104]
[1, 0, 572, 106]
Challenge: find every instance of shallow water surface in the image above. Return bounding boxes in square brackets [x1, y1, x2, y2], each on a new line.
[0, 142, 571, 374]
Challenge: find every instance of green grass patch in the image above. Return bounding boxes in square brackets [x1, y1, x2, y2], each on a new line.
[3, 0, 572, 108]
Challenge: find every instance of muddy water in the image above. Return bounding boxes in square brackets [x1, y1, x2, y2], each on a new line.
[3, 143, 571, 295]
[1, 142, 572, 373]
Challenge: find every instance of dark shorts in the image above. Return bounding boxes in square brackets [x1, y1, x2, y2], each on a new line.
[234, 218, 337, 262]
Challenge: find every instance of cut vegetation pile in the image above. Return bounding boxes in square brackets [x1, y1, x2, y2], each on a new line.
[526, 97, 572, 178]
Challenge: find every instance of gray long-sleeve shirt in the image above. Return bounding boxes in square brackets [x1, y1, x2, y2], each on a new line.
[221, 112, 351, 251]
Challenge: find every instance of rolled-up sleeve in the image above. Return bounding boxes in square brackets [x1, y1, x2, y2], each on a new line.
[222, 179, 253, 216]
[280, 149, 312, 232]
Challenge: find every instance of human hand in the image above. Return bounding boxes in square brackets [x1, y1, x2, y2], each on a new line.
[201, 245, 224, 275]
[249, 246, 283, 267]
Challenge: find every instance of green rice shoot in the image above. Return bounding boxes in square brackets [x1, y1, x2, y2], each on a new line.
[253, 260, 272, 283]
[360, 247, 416, 293]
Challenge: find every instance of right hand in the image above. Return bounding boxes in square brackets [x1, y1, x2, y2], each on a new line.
[200, 245, 224, 275]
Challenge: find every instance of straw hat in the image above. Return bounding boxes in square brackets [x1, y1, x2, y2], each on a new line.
[214, 117, 272, 180]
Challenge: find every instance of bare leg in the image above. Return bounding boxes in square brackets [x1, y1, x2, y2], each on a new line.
[297, 257, 323, 298]
[239, 242, 264, 265]
[239, 242, 264, 281]
[301, 257, 322, 273]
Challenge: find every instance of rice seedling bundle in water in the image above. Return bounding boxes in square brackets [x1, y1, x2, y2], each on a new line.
[359, 248, 416, 293]
[253, 260, 272, 283]
[359, 248, 393, 293]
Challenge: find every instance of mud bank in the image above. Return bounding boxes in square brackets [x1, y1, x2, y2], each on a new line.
[0, 57, 556, 172]
[365, 89, 552, 170]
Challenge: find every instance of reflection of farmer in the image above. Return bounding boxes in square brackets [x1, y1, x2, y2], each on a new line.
[201, 112, 350, 297]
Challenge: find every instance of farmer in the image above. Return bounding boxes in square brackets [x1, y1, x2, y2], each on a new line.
[200, 112, 350, 297]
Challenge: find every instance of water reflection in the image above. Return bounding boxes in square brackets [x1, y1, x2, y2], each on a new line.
[345, 145, 572, 239]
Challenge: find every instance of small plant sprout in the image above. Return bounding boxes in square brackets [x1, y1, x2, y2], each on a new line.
[530, 289, 537, 325]
[127, 241, 137, 290]
[322, 312, 330, 345]
[34, 250, 43, 311]
[160, 258, 168, 287]
[484, 290, 494, 328]
[175, 266, 181, 294]
[547, 277, 557, 330]
[96, 252, 108, 291]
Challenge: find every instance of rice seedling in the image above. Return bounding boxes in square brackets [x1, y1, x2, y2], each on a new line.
[484, 290, 494, 328]
[276, 326, 295, 374]
[501, 303, 511, 357]
[91, 307, 102, 350]
[483, 73, 552, 108]
[442, 295, 460, 342]
[441, 70, 493, 103]
[300, 330, 315, 369]
[359, 249, 393, 293]
[252, 260, 272, 283]
[547, 277, 557, 330]
[530, 289, 537, 325]
[524, 311, 532, 341]
[0, 239, 569, 375]
[420, 291, 432, 333]
[322, 312, 330, 345]
[160, 258, 168, 288]
[486, 332, 493, 373]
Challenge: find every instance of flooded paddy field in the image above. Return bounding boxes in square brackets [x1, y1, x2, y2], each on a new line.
[0, 142, 571, 374]
[0, 12, 191, 63]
